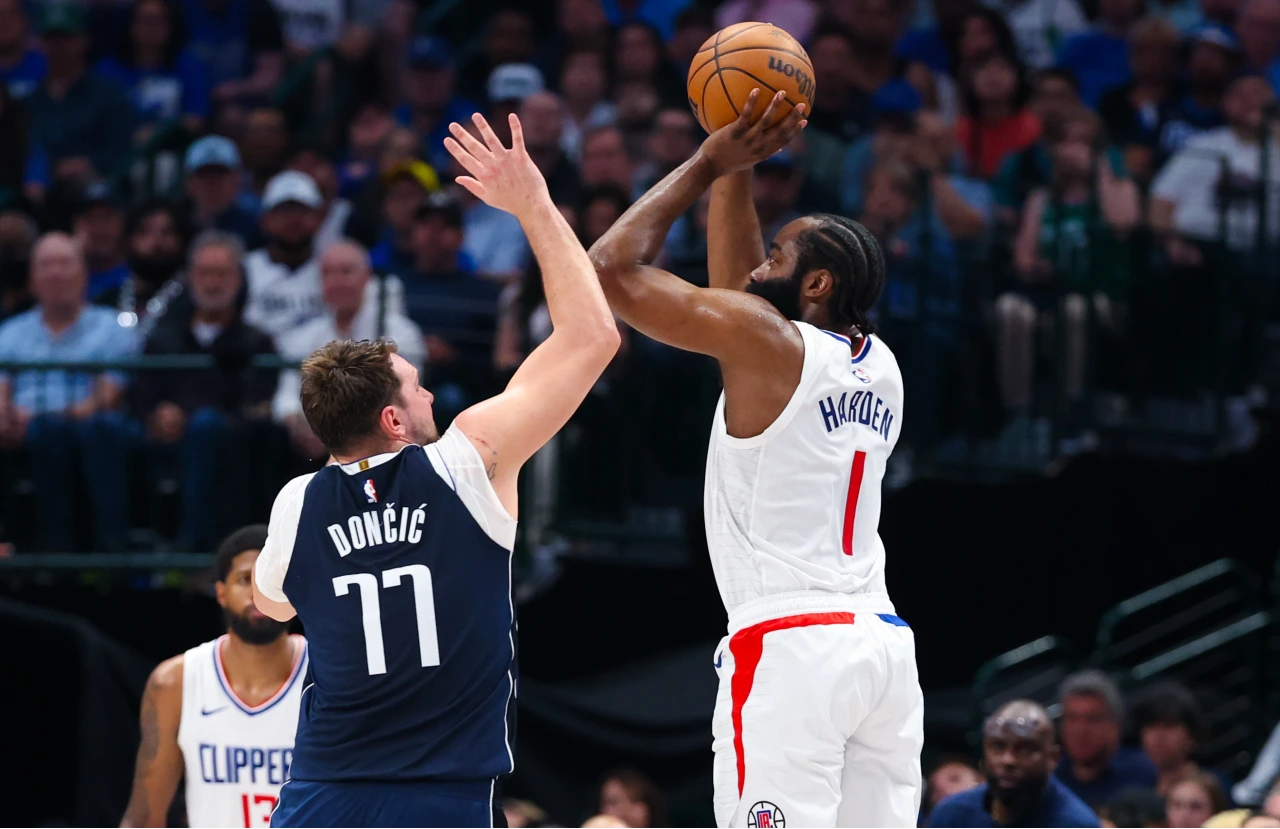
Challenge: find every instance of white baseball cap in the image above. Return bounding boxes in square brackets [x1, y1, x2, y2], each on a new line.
[262, 171, 323, 211]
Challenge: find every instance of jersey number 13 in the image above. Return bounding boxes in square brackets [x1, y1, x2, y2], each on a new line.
[333, 565, 440, 675]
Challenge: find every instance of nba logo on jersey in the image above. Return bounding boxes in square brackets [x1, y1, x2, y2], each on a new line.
[747, 802, 785, 828]
[363, 479, 378, 503]
[853, 367, 872, 384]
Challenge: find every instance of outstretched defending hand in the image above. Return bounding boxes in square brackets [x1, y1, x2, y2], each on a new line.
[699, 89, 807, 178]
[443, 112, 551, 218]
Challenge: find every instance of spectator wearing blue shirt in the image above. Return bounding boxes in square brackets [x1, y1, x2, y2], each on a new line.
[0, 233, 137, 551]
[182, 0, 284, 106]
[1056, 670, 1159, 809]
[74, 182, 130, 300]
[0, 0, 45, 100]
[931, 700, 1101, 828]
[95, 0, 213, 139]
[368, 161, 440, 274]
[184, 136, 259, 247]
[1057, 0, 1146, 107]
[27, 4, 135, 189]
[396, 37, 479, 173]
[598, 0, 690, 40]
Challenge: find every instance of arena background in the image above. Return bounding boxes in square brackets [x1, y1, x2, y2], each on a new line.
[1, 0, 1279, 825]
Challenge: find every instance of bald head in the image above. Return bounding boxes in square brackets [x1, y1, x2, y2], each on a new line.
[31, 232, 86, 313]
[320, 239, 372, 318]
[986, 700, 1054, 739]
[982, 699, 1059, 812]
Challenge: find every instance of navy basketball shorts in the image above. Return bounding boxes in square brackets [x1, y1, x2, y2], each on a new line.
[271, 778, 498, 827]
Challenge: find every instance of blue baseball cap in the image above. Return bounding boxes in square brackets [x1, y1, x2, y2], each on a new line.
[1187, 23, 1241, 53]
[873, 80, 922, 117]
[185, 136, 242, 172]
[409, 36, 453, 70]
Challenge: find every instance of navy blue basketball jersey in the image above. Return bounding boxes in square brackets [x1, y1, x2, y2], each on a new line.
[254, 426, 518, 784]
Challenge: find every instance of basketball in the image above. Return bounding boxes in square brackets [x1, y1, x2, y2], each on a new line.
[686, 22, 816, 134]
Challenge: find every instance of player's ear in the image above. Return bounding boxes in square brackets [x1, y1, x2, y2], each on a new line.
[378, 404, 403, 441]
[215, 578, 228, 609]
[801, 267, 834, 301]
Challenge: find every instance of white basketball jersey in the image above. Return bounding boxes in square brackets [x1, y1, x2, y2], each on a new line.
[176, 635, 308, 828]
[704, 322, 903, 614]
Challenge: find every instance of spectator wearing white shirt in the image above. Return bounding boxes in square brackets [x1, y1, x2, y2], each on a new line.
[273, 239, 422, 462]
[984, 0, 1088, 69]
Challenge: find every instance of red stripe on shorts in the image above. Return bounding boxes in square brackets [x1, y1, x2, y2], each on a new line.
[727, 612, 857, 796]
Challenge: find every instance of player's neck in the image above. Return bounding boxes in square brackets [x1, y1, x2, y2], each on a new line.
[222, 633, 295, 684]
[332, 437, 408, 465]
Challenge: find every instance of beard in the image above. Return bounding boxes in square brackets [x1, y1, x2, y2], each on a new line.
[130, 253, 183, 286]
[989, 774, 1047, 817]
[745, 270, 805, 321]
[267, 234, 314, 258]
[224, 605, 289, 645]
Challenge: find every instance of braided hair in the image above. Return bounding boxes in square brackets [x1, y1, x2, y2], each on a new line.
[791, 214, 886, 336]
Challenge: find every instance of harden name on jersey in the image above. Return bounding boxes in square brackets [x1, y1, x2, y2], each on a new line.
[817, 388, 895, 442]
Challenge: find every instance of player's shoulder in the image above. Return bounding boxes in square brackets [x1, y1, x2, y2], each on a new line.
[274, 471, 318, 505]
[145, 653, 186, 701]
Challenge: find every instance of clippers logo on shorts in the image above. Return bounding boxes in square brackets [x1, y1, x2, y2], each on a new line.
[363, 478, 378, 503]
[747, 801, 785, 828]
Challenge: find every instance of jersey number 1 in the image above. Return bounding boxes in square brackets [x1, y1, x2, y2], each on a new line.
[333, 565, 441, 675]
[842, 450, 867, 556]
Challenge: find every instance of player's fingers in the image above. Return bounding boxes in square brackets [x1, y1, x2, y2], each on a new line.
[448, 121, 490, 160]
[454, 175, 486, 200]
[509, 113, 525, 151]
[736, 89, 760, 130]
[752, 90, 786, 134]
[472, 112, 505, 152]
[443, 137, 484, 177]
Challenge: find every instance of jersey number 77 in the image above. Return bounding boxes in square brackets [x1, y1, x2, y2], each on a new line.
[333, 565, 441, 675]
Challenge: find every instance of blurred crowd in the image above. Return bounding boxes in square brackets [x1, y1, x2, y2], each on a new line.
[0, 0, 1278, 553]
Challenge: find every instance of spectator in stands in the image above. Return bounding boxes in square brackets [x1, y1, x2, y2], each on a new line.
[1131, 680, 1232, 796]
[184, 135, 259, 246]
[185, 0, 284, 106]
[805, 26, 867, 144]
[896, 0, 981, 76]
[95, 200, 190, 340]
[487, 63, 546, 148]
[1056, 0, 1145, 107]
[273, 0, 349, 57]
[1003, 108, 1138, 436]
[337, 102, 394, 200]
[931, 700, 1100, 827]
[667, 6, 715, 70]
[715, 0, 816, 45]
[985, 0, 1087, 69]
[74, 182, 128, 301]
[1055, 670, 1158, 808]
[924, 756, 984, 819]
[956, 50, 1040, 180]
[944, 8, 1020, 74]
[1150, 74, 1280, 261]
[637, 107, 698, 192]
[613, 22, 682, 105]
[558, 48, 617, 163]
[399, 36, 478, 171]
[239, 106, 290, 210]
[400, 191, 501, 415]
[1237, 0, 1280, 75]
[581, 125, 636, 192]
[241, 170, 327, 335]
[753, 149, 805, 245]
[836, 0, 910, 132]
[1096, 18, 1183, 187]
[136, 230, 276, 548]
[1096, 787, 1168, 828]
[599, 0, 688, 41]
[0, 232, 136, 551]
[367, 160, 440, 274]
[0, 82, 40, 209]
[94, 0, 213, 140]
[287, 142, 352, 253]
[0, 209, 35, 320]
[27, 4, 133, 189]
[0, 0, 45, 100]
[598, 768, 668, 828]
[520, 91, 581, 206]
[459, 9, 537, 108]
[538, 0, 611, 84]
[274, 240, 421, 462]
[1168, 771, 1231, 827]
[613, 79, 661, 153]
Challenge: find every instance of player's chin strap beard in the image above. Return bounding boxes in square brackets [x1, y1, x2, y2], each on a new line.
[744, 271, 805, 322]
[225, 607, 289, 645]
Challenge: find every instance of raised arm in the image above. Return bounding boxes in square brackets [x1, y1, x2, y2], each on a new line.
[120, 657, 184, 827]
[707, 169, 764, 291]
[447, 114, 620, 515]
[588, 90, 807, 367]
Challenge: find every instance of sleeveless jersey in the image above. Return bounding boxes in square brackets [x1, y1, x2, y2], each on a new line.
[176, 635, 308, 828]
[254, 425, 518, 784]
[704, 322, 904, 614]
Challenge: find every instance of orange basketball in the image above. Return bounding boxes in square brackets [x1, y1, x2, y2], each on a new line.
[686, 22, 816, 134]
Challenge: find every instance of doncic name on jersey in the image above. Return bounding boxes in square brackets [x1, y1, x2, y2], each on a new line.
[326, 501, 429, 556]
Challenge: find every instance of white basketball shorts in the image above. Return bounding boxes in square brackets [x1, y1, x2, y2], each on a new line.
[710, 593, 924, 828]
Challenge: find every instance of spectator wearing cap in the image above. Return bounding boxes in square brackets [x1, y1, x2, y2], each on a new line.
[0, 232, 137, 551]
[0, 0, 45, 100]
[1150, 24, 1237, 162]
[287, 142, 352, 253]
[26, 3, 133, 188]
[273, 239, 420, 462]
[185, 135, 260, 246]
[1056, 0, 1146, 107]
[519, 90, 581, 205]
[397, 36, 479, 171]
[598, 0, 689, 41]
[135, 230, 277, 548]
[459, 9, 538, 108]
[557, 47, 618, 163]
[487, 63, 545, 147]
[183, 0, 285, 105]
[1096, 19, 1183, 186]
[1131, 681, 1234, 798]
[95, 0, 213, 140]
[985, 0, 1087, 69]
[366, 160, 442, 273]
[1238, 0, 1280, 75]
[401, 191, 502, 415]
[931, 700, 1100, 827]
[95, 200, 191, 341]
[73, 183, 129, 300]
[1055, 670, 1158, 809]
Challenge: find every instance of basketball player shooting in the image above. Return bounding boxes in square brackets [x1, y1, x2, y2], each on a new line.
[589, 90, 924, 827]
[250, 112, 619, 827]
[121, 526, 308, 828]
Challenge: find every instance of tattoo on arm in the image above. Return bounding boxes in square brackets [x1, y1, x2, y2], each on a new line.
[474, 436, 499, 480]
